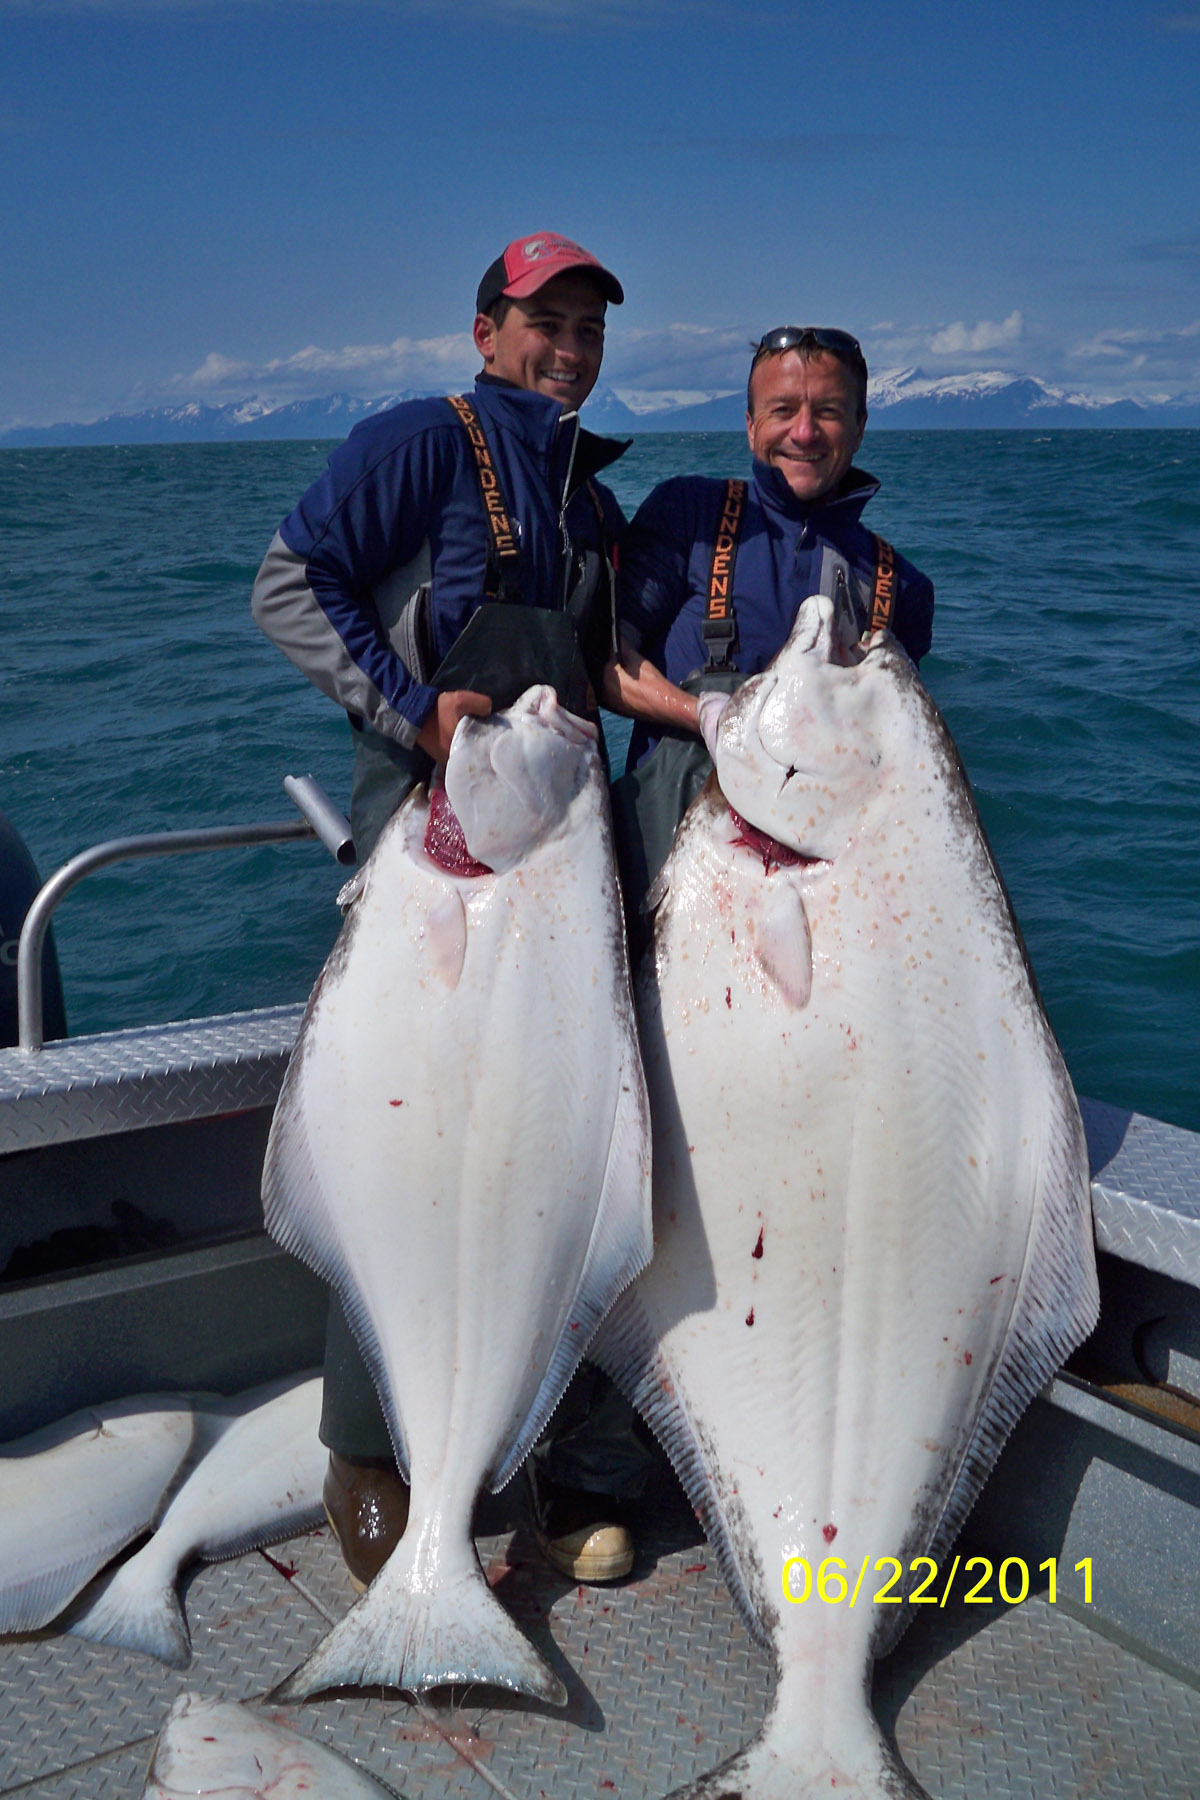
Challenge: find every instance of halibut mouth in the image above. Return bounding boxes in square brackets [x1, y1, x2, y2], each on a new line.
[423, 784, 493, 877]
[726, 805, 826, 876]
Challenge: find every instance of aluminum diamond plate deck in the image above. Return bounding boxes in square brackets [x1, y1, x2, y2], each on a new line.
[2, 1481, 1198, 1800]
[1081, 1098, 1200, 1284]
[0, 1007, 303, 1152]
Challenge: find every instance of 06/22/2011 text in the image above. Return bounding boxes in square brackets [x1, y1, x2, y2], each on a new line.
[781, 1555, 1094, 1609]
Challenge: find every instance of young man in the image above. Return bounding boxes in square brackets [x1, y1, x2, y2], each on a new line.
[603, 325, 935, 912]
[252, 232, 644, 1589]
[253, 232, 627, 858]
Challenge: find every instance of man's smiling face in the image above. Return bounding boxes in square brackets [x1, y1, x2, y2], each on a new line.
[473, 272, 607, 409]
[746, 350, 866, 504]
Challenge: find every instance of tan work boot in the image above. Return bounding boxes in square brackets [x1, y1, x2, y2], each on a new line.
[322, 1451, 410, 1592]
[526, 1465, 635, 1583]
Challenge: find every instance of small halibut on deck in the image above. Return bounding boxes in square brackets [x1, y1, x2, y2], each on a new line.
[0, 1394, 205, 1636]
[144, 1693, 396, 1799]
[263, 686, 651, 1704]
[67, 1372, 325, 1668]
[597, 596, 1099, 1799]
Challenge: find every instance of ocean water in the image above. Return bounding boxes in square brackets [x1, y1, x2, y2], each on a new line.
[1, 431, 1197, 1132]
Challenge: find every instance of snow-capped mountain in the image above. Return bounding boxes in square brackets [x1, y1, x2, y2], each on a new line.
[859, 367, 1200, 428]
[613, 370, 1200, 433]
[3, 372, 1198, 446]
[0, 391, 437, 447]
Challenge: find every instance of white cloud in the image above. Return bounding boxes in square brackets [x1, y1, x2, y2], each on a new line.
[189, 352, 256, 388]
[172, 332, 479, 402]
[929, 311, 1024, 356]
[864, 314, 1029, 373]
[1068, 320, 1200, 384]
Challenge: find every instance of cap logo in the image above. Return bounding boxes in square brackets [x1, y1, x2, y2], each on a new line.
[521, 235, 580, 263]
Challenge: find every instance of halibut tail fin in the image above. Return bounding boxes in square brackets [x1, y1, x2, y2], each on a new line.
[66, 1560, 191, 1670]
[271, 1530, 565, 1706]
[663, 1712, 930, 1800]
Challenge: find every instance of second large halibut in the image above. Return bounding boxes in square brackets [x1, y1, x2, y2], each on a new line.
[599, 597, 1099, 1799]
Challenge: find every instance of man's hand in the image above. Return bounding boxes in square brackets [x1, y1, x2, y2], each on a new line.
[416, 690, 492, 763]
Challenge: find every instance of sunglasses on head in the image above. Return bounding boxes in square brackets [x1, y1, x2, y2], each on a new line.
[751, 326, 866, 371]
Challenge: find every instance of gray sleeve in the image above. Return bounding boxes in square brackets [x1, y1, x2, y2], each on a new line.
[250, 532, 425, 750]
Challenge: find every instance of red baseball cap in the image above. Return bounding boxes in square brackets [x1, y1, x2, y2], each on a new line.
[476, 232, 624, 313]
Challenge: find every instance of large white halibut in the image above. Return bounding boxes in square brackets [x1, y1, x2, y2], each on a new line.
[598, 597, 1099, 1799]
[263, 686, 651, 1703]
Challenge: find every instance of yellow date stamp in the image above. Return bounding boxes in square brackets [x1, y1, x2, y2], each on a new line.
[782, 1554, 1093, 1608]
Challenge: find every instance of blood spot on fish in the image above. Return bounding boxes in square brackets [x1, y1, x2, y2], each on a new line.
[725, 986, 732, 1008]
[990, 1274, 1005, 1284]
[569, 1321, 580, 1331]
[964, 1351, 973, 1365]
[423, 786, 494, 876]
[745, 1308, 755, 1326]
[752, 1228, 764, 1259]
[389, 1099, 404, 1107]
[684, 1563, 707, 1574]
[822, 1523, 838, 1544]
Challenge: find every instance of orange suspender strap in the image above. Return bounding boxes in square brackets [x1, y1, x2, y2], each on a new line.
[703, 478, 746, 671]
[869, 532, 897, 634]
[446, 394, 523, 601]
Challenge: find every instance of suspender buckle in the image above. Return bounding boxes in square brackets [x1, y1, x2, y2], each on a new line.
[702, 617, 737, 670]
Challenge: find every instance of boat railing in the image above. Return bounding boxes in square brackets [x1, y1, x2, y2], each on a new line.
[14, 775, 354, 1053]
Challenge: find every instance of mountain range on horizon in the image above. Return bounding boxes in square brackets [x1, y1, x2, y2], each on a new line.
[4, 368, 1200, 447]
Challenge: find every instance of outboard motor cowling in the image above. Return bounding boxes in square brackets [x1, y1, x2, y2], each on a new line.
[0, 808, 67, 1046]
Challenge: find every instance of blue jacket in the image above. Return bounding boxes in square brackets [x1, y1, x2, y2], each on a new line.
[618, 460, 934, 766]
[251, 377, 627, 749]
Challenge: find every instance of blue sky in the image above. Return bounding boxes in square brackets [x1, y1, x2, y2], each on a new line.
[2, 0, 1198, 428]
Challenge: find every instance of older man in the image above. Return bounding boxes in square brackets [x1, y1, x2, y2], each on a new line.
[604, 325, 935, 912]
